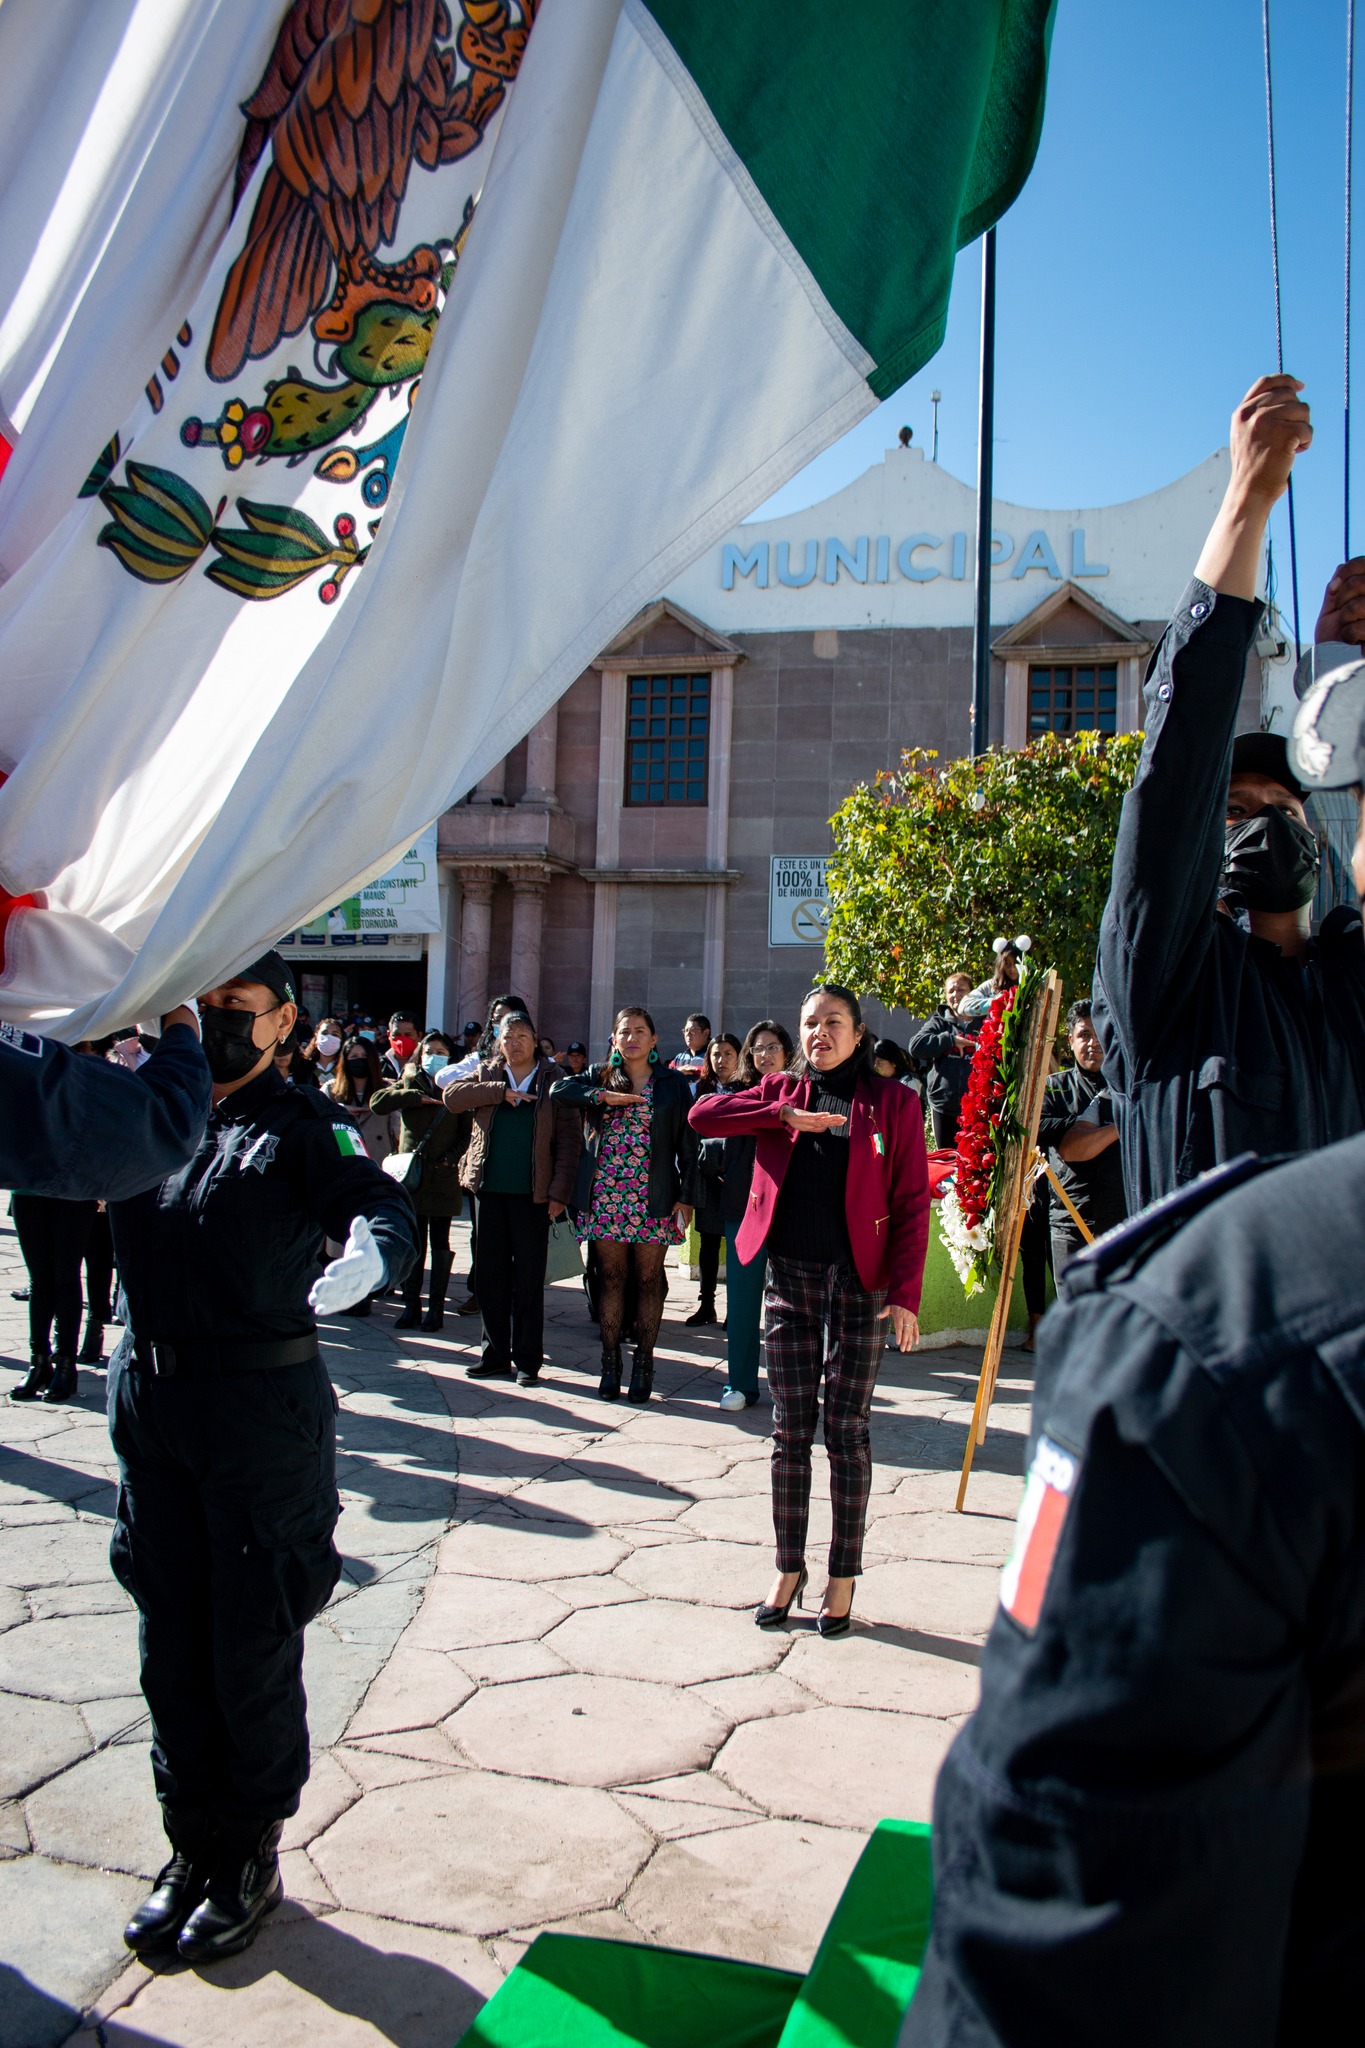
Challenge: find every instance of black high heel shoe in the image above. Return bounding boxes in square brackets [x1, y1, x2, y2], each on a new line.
[817, 1588, 856, 1639]
[755, 1566, 807, 1630]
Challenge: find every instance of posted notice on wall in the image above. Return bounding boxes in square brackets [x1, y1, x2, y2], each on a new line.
[769, 856, 831, 947]
[282, 824, 441, 947]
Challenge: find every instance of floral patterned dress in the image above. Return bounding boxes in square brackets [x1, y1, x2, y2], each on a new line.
[576, 1076, 684, 1245]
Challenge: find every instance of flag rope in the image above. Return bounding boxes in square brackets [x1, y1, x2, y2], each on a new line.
[1263, 0, 1303, 651]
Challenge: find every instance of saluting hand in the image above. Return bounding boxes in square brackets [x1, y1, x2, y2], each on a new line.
[503, 1087, 529, 1107]
[779, 1106, 847, 1132]
[599, 1087, 646, 1107]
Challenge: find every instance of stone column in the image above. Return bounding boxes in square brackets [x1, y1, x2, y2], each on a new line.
[470, 759, 507, 804]
[509, 872, 548, 1024]
[523, 705, 560, 808]
[456, 866, 496, 1027]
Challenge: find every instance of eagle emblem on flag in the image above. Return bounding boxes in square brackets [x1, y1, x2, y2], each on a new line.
[87, 0, 536, 603]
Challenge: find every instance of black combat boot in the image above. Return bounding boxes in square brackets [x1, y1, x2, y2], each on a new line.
[77, 1314, 105, 1365]
[176, 1819, 284, 1963]
[598, 1344, 622, 1401]
[10, 1352, 52, 1402]
[627, 1346, 655, 1405]
[684, 1293, 718, 1327]
[42, 1354, 77, 1403]
[124, 1807, 219, 1955]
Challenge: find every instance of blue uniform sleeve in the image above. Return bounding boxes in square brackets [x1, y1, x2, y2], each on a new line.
[0, 1022, 210, 1200]
[1094, 581, 1261, 1078]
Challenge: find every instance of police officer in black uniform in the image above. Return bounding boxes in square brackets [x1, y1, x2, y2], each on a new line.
[110, 952, 417, 1964]
[1093, 373, 1365, 1210]
[0, 1004, 208, 1200]
[902, 575, 1365, 2040]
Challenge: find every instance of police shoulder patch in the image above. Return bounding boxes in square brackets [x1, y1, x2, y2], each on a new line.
[0, 1022, 43, 1058]
[332, 1123, 366, 1159]
[1000, 1435, 1079, 1633]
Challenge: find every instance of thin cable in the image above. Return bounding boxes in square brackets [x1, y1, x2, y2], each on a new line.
[1347, 0, 1355, 559]
[1264, 0, 1303, 646]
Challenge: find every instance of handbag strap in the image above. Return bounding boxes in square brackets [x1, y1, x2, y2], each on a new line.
[411, 1104, 454, 1159]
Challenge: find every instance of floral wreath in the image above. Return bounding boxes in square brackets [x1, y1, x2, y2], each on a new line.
[939, 953, 1045, 1296]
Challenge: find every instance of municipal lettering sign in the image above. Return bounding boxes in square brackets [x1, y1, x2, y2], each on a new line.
[769, 856, 831, 948]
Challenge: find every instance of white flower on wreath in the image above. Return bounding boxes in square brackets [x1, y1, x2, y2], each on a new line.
[939, 1185, 993, 1295]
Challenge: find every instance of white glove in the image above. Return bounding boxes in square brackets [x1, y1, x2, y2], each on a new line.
[309, 1214, 386, 1315]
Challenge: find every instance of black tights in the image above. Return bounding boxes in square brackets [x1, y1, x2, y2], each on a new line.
[13, 1194, 96, 1356]
[595, 1241, 667, 1355]
[698, 1231, 722, 1302]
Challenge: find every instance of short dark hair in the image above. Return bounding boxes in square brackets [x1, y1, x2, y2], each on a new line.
[389, 1011, 418, 1030]
[873, 1037, 913, 1078]
[1066, 999, 1094, 1033]
[685, 1012, 711, 1033]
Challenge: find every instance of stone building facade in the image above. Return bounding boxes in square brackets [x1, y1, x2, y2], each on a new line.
[413, 441, 1282, 1052]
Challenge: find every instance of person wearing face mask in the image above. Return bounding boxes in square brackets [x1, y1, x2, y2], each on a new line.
[1036, 998, 1127, 1278]
[902, 669, 1365, 2048]
[379, 1011, 422, 1082]
[1092, 374, 1365, 1210]
[105, 951, 416, 1965]
[370, 1030, 468, 1331]
[303, 1016, 345, 1089]
[325, 1036, 398, 1167]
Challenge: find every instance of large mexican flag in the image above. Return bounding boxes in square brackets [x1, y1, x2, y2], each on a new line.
[0, 0, 1054, 1037]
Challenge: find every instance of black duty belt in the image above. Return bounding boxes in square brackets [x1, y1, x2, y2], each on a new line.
[131, 1333, 320, 1379]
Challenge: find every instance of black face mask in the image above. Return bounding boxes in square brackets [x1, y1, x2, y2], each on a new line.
[200, 1005, 272, 1084]
[1222, 805, 1320, 913]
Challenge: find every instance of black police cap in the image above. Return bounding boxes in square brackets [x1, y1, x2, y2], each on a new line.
[1230, 730, 1306, 800]
[239, 950, 297, 1008]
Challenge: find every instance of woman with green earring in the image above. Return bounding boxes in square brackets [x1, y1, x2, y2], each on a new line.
[551, 1007, 697, 1403]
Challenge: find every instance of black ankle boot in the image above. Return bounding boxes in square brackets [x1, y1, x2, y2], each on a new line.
[598, 1345, 622, 1401]
[685, 1295, 718, 1327]
[627, 1347, 654, 1404]
[124, 1807, 219, 1955]
[76, 1315, 105, 1365]
[42, 1355, 77, 1404]
[176, 1820, 284, 1963]
[10, 1352, 52, 1403]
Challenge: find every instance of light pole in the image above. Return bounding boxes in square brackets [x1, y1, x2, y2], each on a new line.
[971, 230, 996, 759]
[930, 389, 941, 463]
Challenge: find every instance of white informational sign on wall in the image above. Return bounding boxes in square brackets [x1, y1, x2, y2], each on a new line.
[277, 825, 439, 953]
[769, 856, 831, 948]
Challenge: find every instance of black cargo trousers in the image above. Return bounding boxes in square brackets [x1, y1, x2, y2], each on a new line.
[108, 1338, 341, 1832]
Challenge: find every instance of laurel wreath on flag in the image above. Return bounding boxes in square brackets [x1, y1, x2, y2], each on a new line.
[940, 956, 1046, 1296]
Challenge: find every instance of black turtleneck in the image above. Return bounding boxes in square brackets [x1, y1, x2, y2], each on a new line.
[767, 1052, 860, 1266]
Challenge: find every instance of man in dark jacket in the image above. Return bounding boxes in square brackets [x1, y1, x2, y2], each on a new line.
[903, 648, 1365, 2047]
[908, 970, 978, 1148]
[1093, 372, 1365, 1210]
[1035, 998, 1126, 1274]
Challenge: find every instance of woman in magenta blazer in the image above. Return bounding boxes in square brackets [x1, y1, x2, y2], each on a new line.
[690, 984, 929, 1638]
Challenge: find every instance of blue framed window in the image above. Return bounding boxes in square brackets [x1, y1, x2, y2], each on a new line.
[1028, 664, 1117, 735]
[625, 673, 710, 805]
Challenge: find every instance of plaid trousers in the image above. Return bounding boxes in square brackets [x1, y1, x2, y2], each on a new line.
[764, 1253, 888, 1578]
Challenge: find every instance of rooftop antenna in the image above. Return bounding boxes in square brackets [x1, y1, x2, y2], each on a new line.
[930, 390, 942, 463]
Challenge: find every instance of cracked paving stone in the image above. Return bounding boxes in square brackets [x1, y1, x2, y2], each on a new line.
[404, 1571, 566, 1652]
[0, 1611, 141, 1701]
[626, 1819, 866, 1974]
[25, 1743, 165, 1878]
[312, 1771, 652, 1935]
[545, 1598, 786, 1685]
[435, 1518, 629, 1581]
[716, 1703, 954, 1830]
[447, 1672, 728, 1787]
[615, 1537, 770, 1608]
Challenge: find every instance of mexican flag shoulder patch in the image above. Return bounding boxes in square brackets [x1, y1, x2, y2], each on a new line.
[332, 1124, 366, 1159]
[999, 1435, 1078, 1633]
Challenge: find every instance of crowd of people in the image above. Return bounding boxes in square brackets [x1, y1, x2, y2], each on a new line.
[4, 370, 1365, 2027]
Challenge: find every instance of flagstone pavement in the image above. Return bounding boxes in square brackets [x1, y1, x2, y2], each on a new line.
[0, 1208, 1030, 2048]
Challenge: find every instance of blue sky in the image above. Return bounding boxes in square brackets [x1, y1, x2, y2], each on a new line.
[755, 0, 1359, 643]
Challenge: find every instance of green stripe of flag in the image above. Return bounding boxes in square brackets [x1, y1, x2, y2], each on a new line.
[639, 0, 1055, 398]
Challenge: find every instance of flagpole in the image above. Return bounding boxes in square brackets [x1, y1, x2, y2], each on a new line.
[972, 227, 997, 758]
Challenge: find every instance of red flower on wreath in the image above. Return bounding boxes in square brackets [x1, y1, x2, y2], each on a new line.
[954, 988, 1016, 1229]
